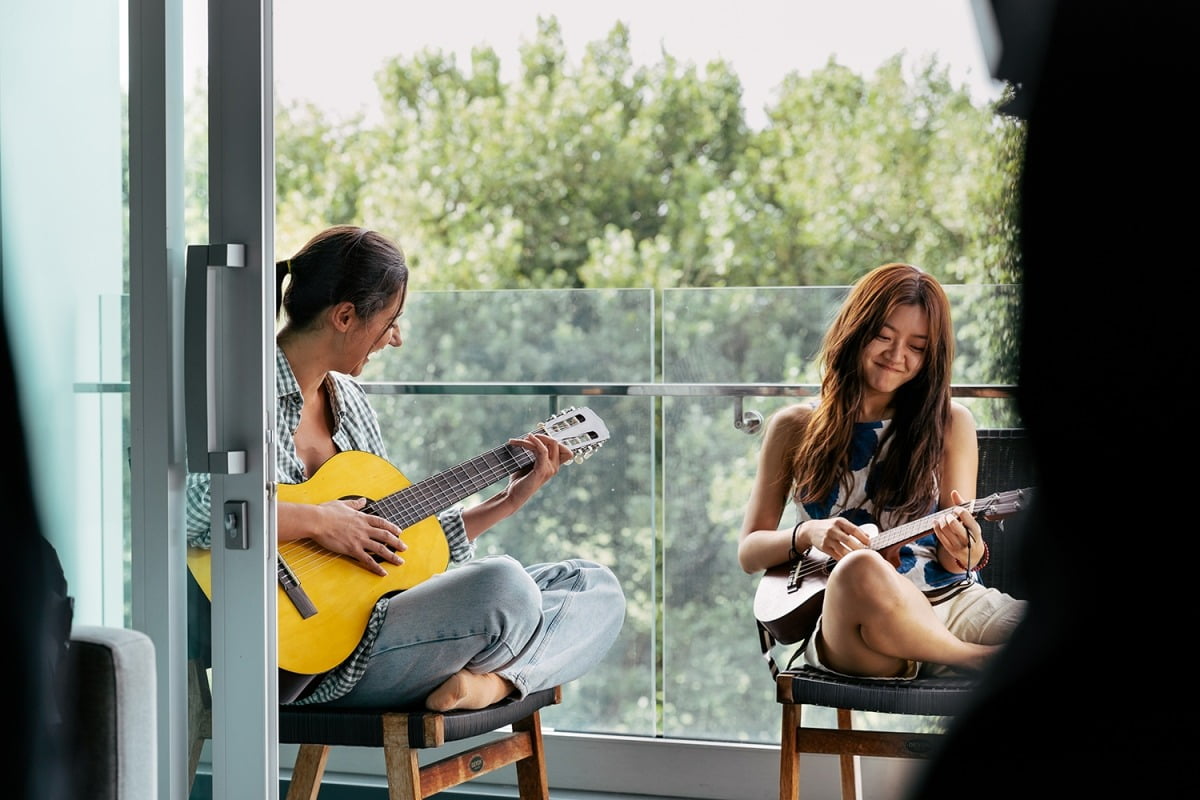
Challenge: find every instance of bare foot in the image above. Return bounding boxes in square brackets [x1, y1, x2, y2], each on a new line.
[962, 643, 1004, 673]
[425, 670, 514, 711]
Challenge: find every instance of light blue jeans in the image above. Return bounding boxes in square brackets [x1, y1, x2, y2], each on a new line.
[321, 555, 625, 707]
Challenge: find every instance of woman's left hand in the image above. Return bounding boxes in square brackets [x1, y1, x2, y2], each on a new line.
[933, 488, 984, 571]
[504, 432, 573, 504]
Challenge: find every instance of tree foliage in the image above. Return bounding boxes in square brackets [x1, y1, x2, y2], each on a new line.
[269, 16, 1024, 292]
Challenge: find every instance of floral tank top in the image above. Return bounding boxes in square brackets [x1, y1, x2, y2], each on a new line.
[792, 419, 975, 594]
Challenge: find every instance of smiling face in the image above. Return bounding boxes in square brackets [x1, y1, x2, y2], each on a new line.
[339, 290, 406, 377]
[860, 302, 929, 401]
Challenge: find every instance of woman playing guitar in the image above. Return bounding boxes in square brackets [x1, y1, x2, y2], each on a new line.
[186, 226, 625, 709]
[738, 263, 1025, 679]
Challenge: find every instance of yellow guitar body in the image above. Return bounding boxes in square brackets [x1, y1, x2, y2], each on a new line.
[187, 449, 451, 675]
[187, 406, 610, 676]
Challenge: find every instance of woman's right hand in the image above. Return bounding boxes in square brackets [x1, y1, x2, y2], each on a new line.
[805, 517, 872, 560]
[305, 497, 407, 576]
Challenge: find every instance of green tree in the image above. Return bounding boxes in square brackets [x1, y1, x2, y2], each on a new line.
[268, 19, 1023, 294]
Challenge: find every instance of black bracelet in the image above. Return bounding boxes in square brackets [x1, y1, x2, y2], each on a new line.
[788, 521, 804, 562]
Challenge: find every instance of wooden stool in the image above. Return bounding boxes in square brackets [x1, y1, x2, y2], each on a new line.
[187, 660, 561, 800]
[278, 686, 562, 800]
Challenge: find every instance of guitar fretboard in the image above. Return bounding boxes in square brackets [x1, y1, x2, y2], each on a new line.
[870, 488, 1031, 551]
[870, 500, 977, 550]
[368, 444, 534, 527]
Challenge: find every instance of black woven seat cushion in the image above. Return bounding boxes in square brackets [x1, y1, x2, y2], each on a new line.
[278, 686, 561, 749]
[779, 666, 978, 717]
[772, 431, 1033, 725]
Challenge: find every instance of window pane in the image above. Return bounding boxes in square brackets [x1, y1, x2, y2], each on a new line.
[361, 288, 657, 735]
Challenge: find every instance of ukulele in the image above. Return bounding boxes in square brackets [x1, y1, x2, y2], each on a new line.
[753, 487, 1033, 645]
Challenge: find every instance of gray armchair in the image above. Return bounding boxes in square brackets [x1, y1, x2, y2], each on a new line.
[65, 625, 157, 800]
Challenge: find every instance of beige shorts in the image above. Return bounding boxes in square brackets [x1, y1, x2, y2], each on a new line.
[800, 582, 1027, 679]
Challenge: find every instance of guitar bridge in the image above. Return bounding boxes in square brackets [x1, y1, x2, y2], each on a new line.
[277, 555, 318, 619]
[785, 561, 801, 593]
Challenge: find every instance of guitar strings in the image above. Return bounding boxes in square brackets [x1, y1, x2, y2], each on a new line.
[281, 444, 536, 581]
[277, 411, 611, 584]
[374, 446, 533, 527]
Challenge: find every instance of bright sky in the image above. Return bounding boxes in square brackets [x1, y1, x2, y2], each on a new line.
[265, 0, 1002, 128]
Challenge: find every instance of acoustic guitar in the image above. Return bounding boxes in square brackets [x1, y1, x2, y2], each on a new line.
[753, 487, 1033, 645]
[188, 406, 610, 675]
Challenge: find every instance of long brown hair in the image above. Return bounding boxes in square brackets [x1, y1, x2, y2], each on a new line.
[792, 263, 954, 521]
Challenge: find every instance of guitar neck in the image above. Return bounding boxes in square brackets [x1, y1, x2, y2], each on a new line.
[370, 443, 533, 527]
[869, 488, 1032, 551]
[870, 502, 969, 551]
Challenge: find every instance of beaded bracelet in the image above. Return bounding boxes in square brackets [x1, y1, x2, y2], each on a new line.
[954, 540, 990, 572]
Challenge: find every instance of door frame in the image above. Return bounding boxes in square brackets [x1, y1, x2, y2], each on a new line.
[129, 1, 278, 796]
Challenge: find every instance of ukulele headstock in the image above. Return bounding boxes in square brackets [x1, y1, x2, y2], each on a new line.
[977, 487, 1035, 521]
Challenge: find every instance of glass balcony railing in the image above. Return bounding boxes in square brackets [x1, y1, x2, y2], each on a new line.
[354, 284, 1021, 742]
[82, 284, 1020, 744]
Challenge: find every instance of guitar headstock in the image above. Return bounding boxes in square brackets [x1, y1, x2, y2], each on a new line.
[977, 487, 1035, 521]
[538, 406, 611, 464]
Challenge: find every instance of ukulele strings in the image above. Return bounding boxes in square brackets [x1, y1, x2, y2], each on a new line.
[784, 492, 1012, 581]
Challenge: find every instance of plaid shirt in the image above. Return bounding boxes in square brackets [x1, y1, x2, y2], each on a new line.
[186, 346, 473, 704]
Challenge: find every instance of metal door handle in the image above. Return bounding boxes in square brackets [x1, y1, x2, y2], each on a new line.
[184, 243, 248, 474]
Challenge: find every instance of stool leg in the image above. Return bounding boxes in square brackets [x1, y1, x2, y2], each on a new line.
[286, 744, 330, 800]
[187, 661, 211, 793]
[513, 710, 550, 800]
[382, 715, 421, 800]
[780, 703, 800, 800]
[836, 708, 861, 800]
